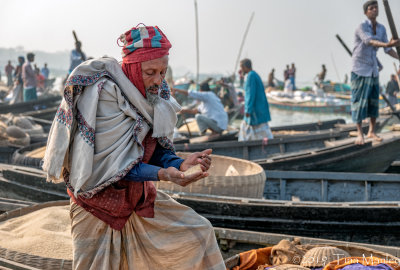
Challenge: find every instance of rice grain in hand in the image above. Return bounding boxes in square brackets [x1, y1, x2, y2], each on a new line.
[183, 164, 203, 176]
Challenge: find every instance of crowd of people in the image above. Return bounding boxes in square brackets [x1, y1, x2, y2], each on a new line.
[3, 54, 51, 103]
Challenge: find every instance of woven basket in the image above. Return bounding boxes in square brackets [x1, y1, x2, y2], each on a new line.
[154, 152, 266, 198]
[0, 201, 72, 270]
[11, 141, 46, 168]
[300, 246, 350, 268]
[225, 243, 400, 270]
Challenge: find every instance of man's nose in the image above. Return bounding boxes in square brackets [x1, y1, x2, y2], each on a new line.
[153, 74, 163, 85]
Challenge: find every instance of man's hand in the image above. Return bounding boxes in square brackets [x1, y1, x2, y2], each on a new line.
[180, 149, 212, 172]
[387, 38, 400, 48]
[158, 167, 208, 187]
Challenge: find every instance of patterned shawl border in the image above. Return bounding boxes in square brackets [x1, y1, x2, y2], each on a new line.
[76, 109, 95, 148]
[64, 155, 143, 199]
[64, 108, 146, 198]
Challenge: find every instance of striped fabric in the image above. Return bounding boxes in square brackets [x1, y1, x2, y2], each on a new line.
[119, 26, 171, 57]
[70, 191, 226, 270]
[350, 72, 380, 123]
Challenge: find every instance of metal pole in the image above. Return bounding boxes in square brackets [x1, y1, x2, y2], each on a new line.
[194, 0, 200, 86]
[233, 12, 255, 75]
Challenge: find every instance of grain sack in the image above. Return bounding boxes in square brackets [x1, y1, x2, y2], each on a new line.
[12, 117, 33, 129]
[6, 126, 27, 138]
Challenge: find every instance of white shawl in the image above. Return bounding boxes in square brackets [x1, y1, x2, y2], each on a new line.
[42, 57, 181, 198]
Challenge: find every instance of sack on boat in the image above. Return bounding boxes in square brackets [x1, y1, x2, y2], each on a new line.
[271, 239, 307, 266]
[232, 246, 273, 270]
[12, 116, 33, 129]
[0, 125, 30, 147]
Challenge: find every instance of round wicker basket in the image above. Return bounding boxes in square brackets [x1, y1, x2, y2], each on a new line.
[155, 152, 266, 198]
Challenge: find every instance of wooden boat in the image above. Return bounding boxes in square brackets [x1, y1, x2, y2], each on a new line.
[178, 118, 347, 138]
[221, 228, 400, 269]
[2, 163, 400, 246]
[0, 146, 19, 164]
[0, 164, 67, 202]
[387, 160, 400, 173]
[176, 129, 355, 161]
[0, 95, 61, 115]
[0, 197, 33, 214]
[256, 131, 400, 173]
[1, 201, 399, 270]
[159, 165, 400, 246]
[18, 106, 58, 121]
[13, 130, 348, 168]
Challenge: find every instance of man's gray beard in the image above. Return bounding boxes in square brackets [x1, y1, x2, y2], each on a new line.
[146, 89, 160, 106]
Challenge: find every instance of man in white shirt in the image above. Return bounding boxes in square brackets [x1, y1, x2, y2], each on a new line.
[173, 82, 228, 135]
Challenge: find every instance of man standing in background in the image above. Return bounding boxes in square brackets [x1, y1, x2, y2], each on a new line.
[22, 52, 37, 101]
[288, 63, 296, 90]
[41, 63, 49, 79]
[5, 60, 15, 87]
[351, 0, 399, 145]
[69, 41, 86, 73]
[386, 74, 399, 106]
[238, 58, 273, 141]
[267, 68, 275, 88]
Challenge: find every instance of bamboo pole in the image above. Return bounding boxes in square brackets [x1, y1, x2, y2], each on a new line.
[383, 0, 400, 59]
[233, 12, 255, 75]
[194, 0, 200, 86]
[335, 34, 352, 57]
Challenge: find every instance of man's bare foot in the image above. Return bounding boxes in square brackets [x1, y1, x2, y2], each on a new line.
[354, 135, 365, 145]
[367, 132, 383, 141]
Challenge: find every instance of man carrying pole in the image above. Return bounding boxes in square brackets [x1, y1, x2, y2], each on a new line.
[351, 0, 400, 145]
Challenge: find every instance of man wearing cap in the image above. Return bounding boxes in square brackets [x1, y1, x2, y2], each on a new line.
[43, 25, 225, 270]
[22, 52, 37, 101]
[174, 82, 228, 136]
[351, 0, 400, 145]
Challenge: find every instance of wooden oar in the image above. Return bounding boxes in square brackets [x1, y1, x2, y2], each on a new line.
[335, 34, 352, 57]
[182, 114, 192, 138]
[383, 0, 400, 59]
[335, 33, 400, 120]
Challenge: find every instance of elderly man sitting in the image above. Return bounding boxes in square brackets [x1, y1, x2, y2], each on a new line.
[43, 25, 225, 270]
[174, 82, 228, 136]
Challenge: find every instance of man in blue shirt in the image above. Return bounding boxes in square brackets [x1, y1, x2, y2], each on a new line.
[238, 58, 273, 141]
[69, 41, 86, 73]
[41, 63, 49, 79]
[351, 0, 399, 145]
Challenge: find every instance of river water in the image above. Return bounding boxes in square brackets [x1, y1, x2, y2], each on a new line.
[268, 107, 352, 128]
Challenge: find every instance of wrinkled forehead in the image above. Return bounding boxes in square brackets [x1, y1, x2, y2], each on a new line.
[141, 55, 169, 70]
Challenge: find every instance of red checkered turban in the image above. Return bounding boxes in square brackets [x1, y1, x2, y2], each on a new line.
[118, 25, 172, 97]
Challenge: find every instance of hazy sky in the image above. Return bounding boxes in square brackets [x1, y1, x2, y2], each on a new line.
[1, 0, 400, 84]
